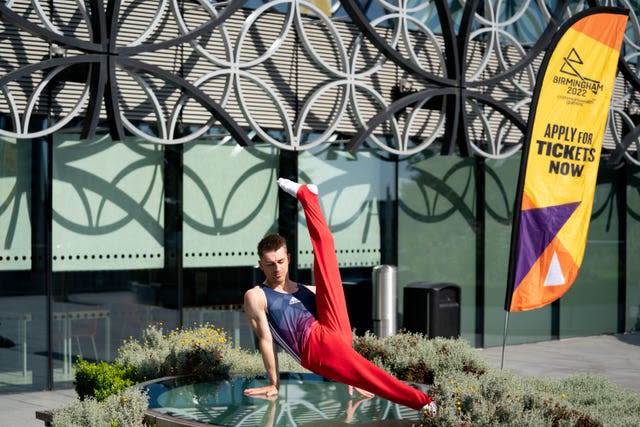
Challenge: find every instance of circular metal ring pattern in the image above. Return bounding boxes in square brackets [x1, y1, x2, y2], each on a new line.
[0, 0, 639, 161]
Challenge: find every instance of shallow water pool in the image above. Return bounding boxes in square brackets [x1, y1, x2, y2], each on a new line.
[143, 373, 420, 426]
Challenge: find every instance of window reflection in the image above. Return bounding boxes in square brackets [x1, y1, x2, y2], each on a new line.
[145, 374, 419, 426]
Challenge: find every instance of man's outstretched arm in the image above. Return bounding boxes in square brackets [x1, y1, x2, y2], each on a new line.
[243, 287, 280, 396]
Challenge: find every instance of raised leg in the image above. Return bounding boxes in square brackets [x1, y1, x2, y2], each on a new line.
[277, 178, 352, 341]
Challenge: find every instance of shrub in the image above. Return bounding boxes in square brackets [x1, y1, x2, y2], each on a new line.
[529, 373, 640, 427]
[114, 323, 278, 381]
[74, 358, 137, 402]
[352, 332, 490, 385]
[224, 344, 304, 378]
[115, 324, 172, 381]
[351, 333, 640, 427]
[162, 324, 227, 377]
[70, 325, 640, 427]
[52, 387, 148, 427]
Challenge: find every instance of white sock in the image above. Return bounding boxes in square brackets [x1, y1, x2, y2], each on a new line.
[277, 178, 301, 197]
[277, 178, 318, 197]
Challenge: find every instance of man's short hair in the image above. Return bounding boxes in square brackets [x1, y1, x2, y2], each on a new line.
[257, 234, 288, 258]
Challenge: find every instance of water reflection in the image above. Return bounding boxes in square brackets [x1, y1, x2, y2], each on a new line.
[145, 373, 418, 426]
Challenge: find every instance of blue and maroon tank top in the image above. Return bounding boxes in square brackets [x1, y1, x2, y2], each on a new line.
[261, 284, 317, 363]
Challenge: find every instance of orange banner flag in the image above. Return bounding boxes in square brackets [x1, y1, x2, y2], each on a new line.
[506, 7, 628, 312]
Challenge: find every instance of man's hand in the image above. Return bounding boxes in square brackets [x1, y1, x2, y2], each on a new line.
[343, 386, 373, 423]
[244, 384, 279, 398]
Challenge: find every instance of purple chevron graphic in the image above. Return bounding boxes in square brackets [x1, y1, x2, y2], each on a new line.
[514, 201, 580, 289]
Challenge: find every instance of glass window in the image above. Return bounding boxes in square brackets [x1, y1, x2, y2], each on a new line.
[484, 156, 552, 346]
[0, 137, 30, 271]
[628, 166, 640, 332]
[397, 151, 476, 342]
[181, 141, 278, 350]
[297, 145, 394, 270]
[182, 142, 279, 268]
[0, 136, 48, 392]
[51, 135, 176, 387]
[559, 163, 619, 337]
[52, 134, 165, 271]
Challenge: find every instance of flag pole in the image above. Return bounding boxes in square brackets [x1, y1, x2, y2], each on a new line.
[500, 311, 509, 370]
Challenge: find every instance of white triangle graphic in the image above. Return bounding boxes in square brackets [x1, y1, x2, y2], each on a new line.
[544, 252, 566, 287]
[289, 296, 300, 305]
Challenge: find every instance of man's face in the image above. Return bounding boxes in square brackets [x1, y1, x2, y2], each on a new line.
[258, 246, 290, 285]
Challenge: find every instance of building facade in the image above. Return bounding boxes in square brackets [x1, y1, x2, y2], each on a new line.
[0, 0, 639, 392]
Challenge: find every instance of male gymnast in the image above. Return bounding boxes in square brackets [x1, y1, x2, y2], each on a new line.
[243, 178, 437, 418]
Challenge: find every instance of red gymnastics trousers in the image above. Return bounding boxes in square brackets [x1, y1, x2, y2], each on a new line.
[296, 185, 432, 411]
